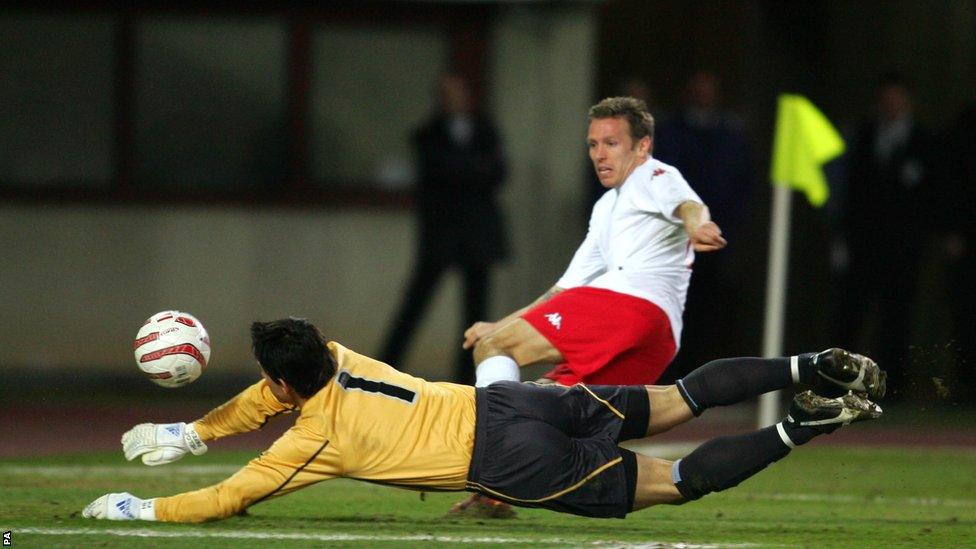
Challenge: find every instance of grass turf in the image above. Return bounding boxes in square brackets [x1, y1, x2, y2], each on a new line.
[1, 446, 974, 547]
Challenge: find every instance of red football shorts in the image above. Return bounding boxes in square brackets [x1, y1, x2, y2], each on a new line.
[521, 286, 676, 386]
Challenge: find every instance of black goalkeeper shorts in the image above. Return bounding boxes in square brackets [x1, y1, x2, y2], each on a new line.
[467, 381, 649, 518]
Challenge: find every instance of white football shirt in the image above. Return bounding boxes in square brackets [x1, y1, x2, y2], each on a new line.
[556, 158, 702, 348]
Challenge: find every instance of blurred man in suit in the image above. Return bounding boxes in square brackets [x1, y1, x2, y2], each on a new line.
[939, 97, 976, 402]
[380, 74, 510, 384]
[836, 73, 934, 398]
[653, 70, 755, 379]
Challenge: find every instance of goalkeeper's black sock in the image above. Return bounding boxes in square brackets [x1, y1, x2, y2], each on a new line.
[673, 425, 798, 501]
[676, 357, 798, 415]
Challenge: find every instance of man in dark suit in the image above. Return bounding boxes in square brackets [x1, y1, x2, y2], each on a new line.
[837, 73, 934, 398]
[380, 73, 510, 384]
[653, 71, 754, 379]
[940, 98, 976, 403]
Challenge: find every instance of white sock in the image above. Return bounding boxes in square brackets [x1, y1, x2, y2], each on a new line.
[475, 356, 520, 387]
[790, 355, 801, 384]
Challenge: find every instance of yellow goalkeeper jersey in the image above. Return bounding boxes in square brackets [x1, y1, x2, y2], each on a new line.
[154, 342, 477, 522]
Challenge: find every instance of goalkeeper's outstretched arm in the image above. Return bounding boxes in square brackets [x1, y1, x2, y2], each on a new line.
[122, 379, 296, 466]
[192, 379, 297, 441]
[88, 422, 341, 522]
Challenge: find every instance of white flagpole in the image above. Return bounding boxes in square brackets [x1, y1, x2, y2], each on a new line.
[758, 182, 793, 427]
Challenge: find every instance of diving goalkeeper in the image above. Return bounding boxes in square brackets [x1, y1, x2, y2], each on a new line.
[83, 317, 885, 522]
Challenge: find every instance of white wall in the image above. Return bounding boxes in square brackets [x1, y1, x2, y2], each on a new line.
[0, 205, 460, 377]
[491, 3, 598, 310]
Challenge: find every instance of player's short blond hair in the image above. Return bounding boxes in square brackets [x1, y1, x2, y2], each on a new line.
[588, 97, 655, 144]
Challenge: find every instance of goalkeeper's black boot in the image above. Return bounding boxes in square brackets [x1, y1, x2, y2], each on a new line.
[786, 390, 883, 434]
[809, 348, 887, 400]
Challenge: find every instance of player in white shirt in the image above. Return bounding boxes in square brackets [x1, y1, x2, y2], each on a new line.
[464, 96, 726, 391]
[450, 97, 726, 517]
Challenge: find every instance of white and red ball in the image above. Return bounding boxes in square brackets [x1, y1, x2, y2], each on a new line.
[133, 310, 211, 388]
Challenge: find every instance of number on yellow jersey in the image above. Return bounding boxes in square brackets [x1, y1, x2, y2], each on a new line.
[336, 371, 416, 404]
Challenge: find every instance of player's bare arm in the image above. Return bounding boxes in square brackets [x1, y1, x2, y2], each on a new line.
[462, 285, 564, 350]
[675, 201, 727, 252]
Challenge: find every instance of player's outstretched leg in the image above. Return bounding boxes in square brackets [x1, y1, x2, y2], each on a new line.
[674, 350, 886, 417]
[649, 390, 882, 507]
[785, 389, 883, 431]
[806, 348, 887, 399]
[632, 389, 880, 510]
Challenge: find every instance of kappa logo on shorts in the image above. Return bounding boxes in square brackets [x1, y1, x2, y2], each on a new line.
[544, 312, 562, 330]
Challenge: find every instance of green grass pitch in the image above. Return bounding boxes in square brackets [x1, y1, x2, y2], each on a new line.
[2, 446, 974, 547]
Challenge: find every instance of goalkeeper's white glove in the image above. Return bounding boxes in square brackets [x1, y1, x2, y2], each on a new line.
[122, 422, 208, 466]
[82, 492, 156, 521]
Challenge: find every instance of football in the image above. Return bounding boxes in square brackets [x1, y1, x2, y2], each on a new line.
[133, 310, 211, 388]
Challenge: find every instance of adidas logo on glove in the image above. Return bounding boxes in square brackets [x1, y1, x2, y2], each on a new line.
[114, 497, 135, 519]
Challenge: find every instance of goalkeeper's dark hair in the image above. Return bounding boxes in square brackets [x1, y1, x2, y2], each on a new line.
[251, 318, 335, 398]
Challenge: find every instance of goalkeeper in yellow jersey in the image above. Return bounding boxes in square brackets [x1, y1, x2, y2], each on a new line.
[83, 317, 885, 523]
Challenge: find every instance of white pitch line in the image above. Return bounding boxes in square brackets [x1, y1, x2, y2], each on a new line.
[726, 492, 976, 508]
[2, 527, 756, 548]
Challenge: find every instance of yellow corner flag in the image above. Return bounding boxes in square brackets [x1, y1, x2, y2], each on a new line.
[770, 94, 845, 207]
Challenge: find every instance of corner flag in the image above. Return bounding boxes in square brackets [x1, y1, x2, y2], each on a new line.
[758, 94, 845, 427]
[770, 94, 845, 207]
